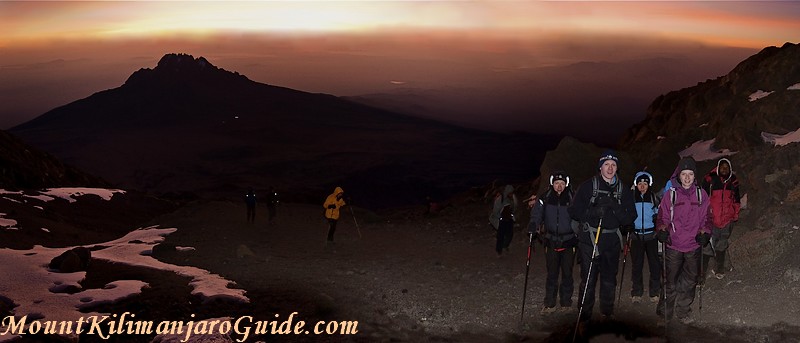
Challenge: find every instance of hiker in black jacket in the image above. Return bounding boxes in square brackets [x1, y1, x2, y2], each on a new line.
[568, 151, 637, 324]
[528, 171, 577, 314]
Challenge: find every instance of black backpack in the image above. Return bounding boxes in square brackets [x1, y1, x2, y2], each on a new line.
[589, 176, 623, 205]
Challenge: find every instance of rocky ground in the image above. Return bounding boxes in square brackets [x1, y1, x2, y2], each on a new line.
[6, 195, 800, 342]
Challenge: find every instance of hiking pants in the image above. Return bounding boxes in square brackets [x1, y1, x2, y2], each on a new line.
[544, 246, 575, 307]
[246, 205, 256, 223]
[630, 234, 661, 297]
[657, 247, 700, 320]
[703, 223, 733, 273]
[327, 219, 338, 242]
[267, 204, 277, 224]
[496, 219, 514, 254]
[577, 229, 621, 321]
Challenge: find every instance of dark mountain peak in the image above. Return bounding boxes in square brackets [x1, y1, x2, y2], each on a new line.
[156, 53, 216, 73]
[124, 53, 248, 87]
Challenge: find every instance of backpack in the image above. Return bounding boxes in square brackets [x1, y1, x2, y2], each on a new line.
[590, 176, 623, 205]
[666, 185, 703, 228]
[500, 203, 515, 222]
[633, 189, 660, 212]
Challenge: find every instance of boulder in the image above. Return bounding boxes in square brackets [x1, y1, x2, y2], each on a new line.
[48, 246, 91, 272]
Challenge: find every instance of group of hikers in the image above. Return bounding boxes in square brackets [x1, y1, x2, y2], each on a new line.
[244, 150, 743, 332]
[490, 151, 741, 331]
[245, 185, 350, 243]
[243, 186, 280, 225]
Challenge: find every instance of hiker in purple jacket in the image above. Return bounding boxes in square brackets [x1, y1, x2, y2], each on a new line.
[655, 156, 712, 324]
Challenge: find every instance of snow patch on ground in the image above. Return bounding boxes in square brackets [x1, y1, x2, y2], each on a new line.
[678, 138, 738, 161]
[748, 90, 774, 101]
[761, 128, 800, 146]
[0, 226, 248, 340]
[40, 188, 126, 203]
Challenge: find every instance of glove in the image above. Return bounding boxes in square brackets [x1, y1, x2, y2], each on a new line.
[587, 205, 606, 219]
[595, 196, 617, 210]
[327, 204, 336, 209]
[620, 224, 633, 235]
[656, 230, 671, 244]
[696, 232, 711, 246]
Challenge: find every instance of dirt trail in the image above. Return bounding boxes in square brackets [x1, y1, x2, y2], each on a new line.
[132, 199, 800, 342]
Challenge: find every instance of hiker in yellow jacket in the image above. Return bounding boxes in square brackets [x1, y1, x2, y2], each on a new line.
[323, 187, 347, 242]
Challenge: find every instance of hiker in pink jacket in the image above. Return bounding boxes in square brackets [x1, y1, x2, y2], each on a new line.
[654, 156, 712, 324]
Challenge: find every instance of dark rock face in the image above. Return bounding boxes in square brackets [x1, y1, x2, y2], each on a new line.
[621, 42, 800, 168]
[529, 136, 637, 196]
[49, 247, 91, 273]
[0, 130, 108, 190]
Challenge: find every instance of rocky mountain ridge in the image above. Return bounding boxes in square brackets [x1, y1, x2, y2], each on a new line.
[9, 53, 559, 208]
[0, 130, 107, 190]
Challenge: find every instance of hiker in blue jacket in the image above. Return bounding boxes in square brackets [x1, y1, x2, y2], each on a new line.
[629, 171, 662, 304]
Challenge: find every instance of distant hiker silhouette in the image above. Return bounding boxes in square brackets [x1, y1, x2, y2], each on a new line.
[244, 188, 257, 223]
[490, 184, 518, 256]
[266, 186, 279, 226]
[323, 187, 347, 242]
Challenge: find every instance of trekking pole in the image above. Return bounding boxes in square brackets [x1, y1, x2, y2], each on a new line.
[348, 205, 362, 239]
[699, 243, 715, 317]
[573, 218, 603, 343]
[699, 249, 704, 317]
[617, 232, 631, 304]
[661, 241, 667, 337]
[519, 232, 535, 327]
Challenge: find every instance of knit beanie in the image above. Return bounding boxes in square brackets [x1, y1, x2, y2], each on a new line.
[634, 171, 653, 186]
[598, 150, 619, 169]
[550, 171, 570, 186]
[677, 156, 697, 173]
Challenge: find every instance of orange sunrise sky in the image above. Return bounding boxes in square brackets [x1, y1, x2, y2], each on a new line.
[1, 1, 798, 139]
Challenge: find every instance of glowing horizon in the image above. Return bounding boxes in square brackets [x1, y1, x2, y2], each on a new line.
[2, 1, 798, 49]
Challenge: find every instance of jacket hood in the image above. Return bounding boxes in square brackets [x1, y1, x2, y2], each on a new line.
[502, 185, 514, 197]
[671, 157, 699, 189]
[333, 186, 344, 195]
[715, 158, 734, 182]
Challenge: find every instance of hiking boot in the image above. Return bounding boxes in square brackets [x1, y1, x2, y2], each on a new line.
[714, 271, 725, 279]
[678, 316, 695, 325]
[650, 295, 660, 303]
[600, 314, 615, 323]
[540, 306, 556, 314]
[558, 305, 572, 313]
[631, 296, 642, 303]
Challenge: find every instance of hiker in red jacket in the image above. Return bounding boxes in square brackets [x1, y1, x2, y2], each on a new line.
[700, 158, 741, 279]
